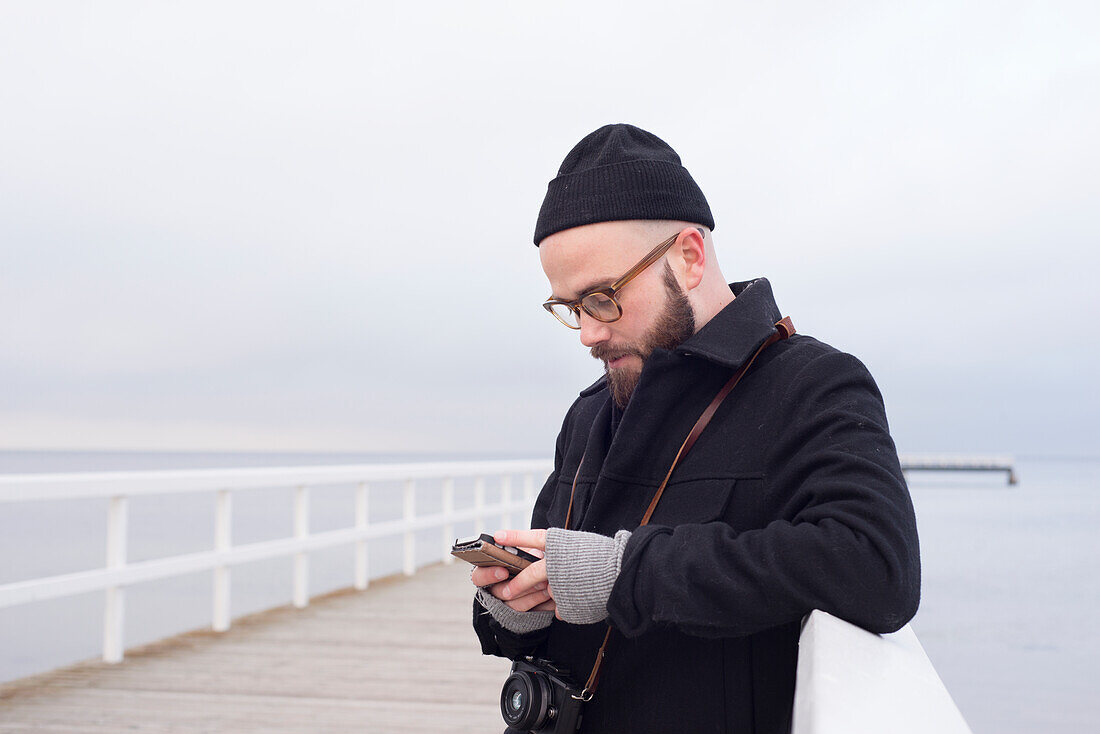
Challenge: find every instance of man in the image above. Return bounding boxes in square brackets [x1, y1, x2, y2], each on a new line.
[470, 124, 920, 733]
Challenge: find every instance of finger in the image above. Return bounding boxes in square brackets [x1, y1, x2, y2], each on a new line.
[507, 589, 552, 613]
[470, 566, 510, 587]
[478, 576, 549, 603]
[531, 599, 557, 613]
[491, 580, 548, 602]
[493, 528, 547, 551]
[499, 559, 548, 600]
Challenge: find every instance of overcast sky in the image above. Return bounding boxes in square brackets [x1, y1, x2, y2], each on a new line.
[1, 1, 1097, 458]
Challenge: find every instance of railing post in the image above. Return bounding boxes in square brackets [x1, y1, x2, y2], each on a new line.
[523, 473, 535, 530]
[403, 480, 416, 576]
[355, 482, 369, 590]
[442, 477, 455, 564]
[103, 495, 128, 663]
[293, 485, 309, 608]
[213, 489, 232, 632]
[501, 475, 513, 530]
[474, 476, 485, 536]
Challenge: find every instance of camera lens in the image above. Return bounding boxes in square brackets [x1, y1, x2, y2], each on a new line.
[501, 671, 552, 731]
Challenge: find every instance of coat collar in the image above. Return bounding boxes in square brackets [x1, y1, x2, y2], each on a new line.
[577, 277, 782, 397]
[567, 278, 787, 502]
[674, 277, 783, 372]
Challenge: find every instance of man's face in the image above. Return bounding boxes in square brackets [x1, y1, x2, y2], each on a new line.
[539, 221, 696, 408]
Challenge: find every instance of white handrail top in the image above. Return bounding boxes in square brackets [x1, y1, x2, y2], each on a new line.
[792, 610, 971, 734]
[0, 459, 553, 503]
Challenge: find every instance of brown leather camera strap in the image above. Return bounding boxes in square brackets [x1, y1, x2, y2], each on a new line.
[565, 316, 794, 700]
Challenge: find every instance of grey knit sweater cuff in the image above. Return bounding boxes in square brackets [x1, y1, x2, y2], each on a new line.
[545, 528, 632, 625]
[475, 588, 555, 635]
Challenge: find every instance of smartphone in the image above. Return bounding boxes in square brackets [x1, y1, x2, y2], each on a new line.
[451, 533, 539, 577]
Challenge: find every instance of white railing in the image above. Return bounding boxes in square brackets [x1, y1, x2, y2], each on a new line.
[0, 460, 550, 664]
[792, 610, 972, 734]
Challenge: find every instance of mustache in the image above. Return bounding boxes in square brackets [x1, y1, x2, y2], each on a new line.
[590, 344, 642, 363]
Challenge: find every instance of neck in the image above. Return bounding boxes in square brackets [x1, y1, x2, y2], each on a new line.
[689, 279, 736, 333]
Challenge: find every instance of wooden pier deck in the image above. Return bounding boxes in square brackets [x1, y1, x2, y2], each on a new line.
[0, 562, 509, 733]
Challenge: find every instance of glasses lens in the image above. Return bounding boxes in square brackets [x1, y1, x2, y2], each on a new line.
[547, 303, 580, 328]
[581, 292, 621, 323]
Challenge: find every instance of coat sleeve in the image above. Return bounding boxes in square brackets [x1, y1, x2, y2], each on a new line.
[607, 349, 921, 638]
[472, 399, 576, 659]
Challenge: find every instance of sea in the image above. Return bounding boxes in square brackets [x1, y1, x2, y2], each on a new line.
[1, 450, 1098, 734]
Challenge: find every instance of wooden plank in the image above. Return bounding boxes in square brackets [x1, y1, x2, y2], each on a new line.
[0, 563, 512, 733]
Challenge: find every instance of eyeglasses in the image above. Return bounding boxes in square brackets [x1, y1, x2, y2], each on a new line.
[542, 228, 703, 330]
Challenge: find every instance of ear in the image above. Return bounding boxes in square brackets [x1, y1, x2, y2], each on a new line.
[673, 227, 706, 290]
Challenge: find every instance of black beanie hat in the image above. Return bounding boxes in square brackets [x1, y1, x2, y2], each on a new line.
[533, 124, 714, 245]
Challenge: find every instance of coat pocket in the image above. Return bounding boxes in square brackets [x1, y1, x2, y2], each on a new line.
[546, 476, 591, 528]
[645, 478, 736, 526]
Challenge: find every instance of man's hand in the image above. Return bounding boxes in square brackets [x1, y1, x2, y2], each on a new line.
[470, 529, 558, 615]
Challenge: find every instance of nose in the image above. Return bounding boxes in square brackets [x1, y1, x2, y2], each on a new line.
[577, 311, 611, 348]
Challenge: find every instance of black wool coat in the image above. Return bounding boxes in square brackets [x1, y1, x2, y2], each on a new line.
[475, 278, 921, 734]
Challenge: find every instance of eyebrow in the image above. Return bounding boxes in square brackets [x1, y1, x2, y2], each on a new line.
[550, 277, 615, 302]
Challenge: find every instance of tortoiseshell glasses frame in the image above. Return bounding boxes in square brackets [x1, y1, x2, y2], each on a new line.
[542, 228, 704, 330]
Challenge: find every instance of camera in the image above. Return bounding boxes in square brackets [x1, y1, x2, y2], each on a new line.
[500, 658, 585, 733]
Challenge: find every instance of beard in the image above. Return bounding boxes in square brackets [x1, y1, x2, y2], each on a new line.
[591, 262, 696, 409]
